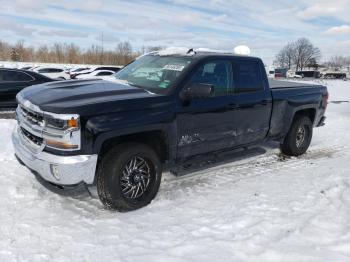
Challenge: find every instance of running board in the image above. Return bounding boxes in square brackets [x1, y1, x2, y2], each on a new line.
[169, 147, 267, 177]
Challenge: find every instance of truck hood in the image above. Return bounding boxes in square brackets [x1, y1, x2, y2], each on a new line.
[17, 79, 170, 115]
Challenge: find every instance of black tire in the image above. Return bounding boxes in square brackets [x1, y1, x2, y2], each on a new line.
[97, 143, 162, 212]
[280, 116, 313, 156]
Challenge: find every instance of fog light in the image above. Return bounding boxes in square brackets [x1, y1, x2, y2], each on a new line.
[50, 164, 60, 181]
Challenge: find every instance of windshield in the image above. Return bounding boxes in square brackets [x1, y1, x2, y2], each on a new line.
[114, 55, 192, 91]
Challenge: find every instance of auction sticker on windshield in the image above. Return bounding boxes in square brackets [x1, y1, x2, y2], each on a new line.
[163, 64, 185, 71]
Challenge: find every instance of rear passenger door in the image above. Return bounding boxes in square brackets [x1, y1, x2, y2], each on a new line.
[228, 58, 272, 146]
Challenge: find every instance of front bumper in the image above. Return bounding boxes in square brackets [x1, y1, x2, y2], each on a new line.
[12, 125, 98, 186]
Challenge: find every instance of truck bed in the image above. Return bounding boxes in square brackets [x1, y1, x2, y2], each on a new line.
[269, 79, 321, 89]
[268, 79, 328, 140]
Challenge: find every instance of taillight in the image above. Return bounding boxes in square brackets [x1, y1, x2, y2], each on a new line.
[323, 92, 329, 109]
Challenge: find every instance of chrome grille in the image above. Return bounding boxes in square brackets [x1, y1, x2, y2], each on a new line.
[16, 103, 45, 152]
[18, 105, 44, 127]
[20, 127, 43, 146]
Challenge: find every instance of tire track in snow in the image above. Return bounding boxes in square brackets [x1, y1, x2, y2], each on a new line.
[2, 144, 349, 215]
[158, 144, 350, 199]
[44, 144, 350, 213]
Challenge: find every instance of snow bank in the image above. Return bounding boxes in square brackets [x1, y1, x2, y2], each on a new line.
[0, 80, 350, 261]
[0, 120, 16, 161]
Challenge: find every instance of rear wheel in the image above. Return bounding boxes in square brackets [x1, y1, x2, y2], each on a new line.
[97, 143, 162, 212]
[280, 116, 313, 156]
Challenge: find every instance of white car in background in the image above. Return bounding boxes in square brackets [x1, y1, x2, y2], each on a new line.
[34, 67, 70, 80]
[287, 70, 303, 79]
[70, 66, 121, 79]
[75, 70, 116, 80]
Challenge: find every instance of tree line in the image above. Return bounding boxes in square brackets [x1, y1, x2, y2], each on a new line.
[2, 38, 349, 70]
[323, 55, 350, 71]
[0, 40, 163, 65]
[274, 37, 350, 71]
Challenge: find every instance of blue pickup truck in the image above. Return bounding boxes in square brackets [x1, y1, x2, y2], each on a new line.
[12, 49, 328, 211]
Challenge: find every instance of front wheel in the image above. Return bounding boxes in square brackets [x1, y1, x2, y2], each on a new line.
[97, 143, 162, 212]
[280, 116, 313, 156]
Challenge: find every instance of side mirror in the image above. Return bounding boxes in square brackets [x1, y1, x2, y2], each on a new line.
[181, 83, 214, 100]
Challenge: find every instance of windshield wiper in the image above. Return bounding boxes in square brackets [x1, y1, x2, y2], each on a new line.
[112, 77, 145, 90]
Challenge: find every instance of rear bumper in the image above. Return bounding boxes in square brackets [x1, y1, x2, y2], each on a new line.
[12, 124, 98, 186]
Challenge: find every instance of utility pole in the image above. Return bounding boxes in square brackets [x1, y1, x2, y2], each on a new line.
[101, 31, 104, 65]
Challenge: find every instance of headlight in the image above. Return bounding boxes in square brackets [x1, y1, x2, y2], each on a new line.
[42, 113, 81, 151]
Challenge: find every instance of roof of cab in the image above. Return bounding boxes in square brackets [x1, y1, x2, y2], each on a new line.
[147, 47, 260, 60]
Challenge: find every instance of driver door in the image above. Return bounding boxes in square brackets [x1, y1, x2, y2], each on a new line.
[176, 59, 234, 159]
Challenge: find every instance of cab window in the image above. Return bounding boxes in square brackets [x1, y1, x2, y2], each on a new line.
[189, 60, 231, 96]
[232, 60, 263, 93]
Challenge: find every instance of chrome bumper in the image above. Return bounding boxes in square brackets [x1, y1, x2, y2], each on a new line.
[12, 125, 98, 186]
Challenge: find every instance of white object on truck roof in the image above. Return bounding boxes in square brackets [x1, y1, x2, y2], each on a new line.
[233, 45, 251, 55]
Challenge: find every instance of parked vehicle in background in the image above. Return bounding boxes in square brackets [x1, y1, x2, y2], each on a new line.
[287, 71, 303, 79]
[323, 72, 347, 80]
[12, 49, 328, 212]
[274, 68, 288, 78]
[295, 70, 320, 78]
[68, 67, 91, 79]
[20, 66, 33, 70]
[70, 66, 122, 79]
[34, 67, 70, 80]
[268, 70, 275, 78]
[0, 68, 54, 108]
[75, 70, 115, 80]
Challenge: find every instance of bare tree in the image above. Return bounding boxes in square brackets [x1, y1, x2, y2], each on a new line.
[35, 45, 50, 62]
[345, 57, 350, 72]
[11, 40, 30, 62]
[53, 43, 64, 63]
[116, 41, 133, 65]
[274, 42, 295, 69]
[293, 38, 321, 71]
[325, 56, 348, 70]
[275, 38, 321, 71]
[0, 40, 11, 60]
[66, 43, 81, 64]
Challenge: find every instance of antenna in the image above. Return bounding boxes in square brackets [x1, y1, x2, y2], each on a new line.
[187, 48, 196, 55]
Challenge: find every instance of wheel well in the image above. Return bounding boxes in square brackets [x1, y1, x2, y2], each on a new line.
[293, 108, 316, 124]
[99, 131, 168, 163]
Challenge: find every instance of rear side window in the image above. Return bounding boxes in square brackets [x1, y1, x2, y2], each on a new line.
[50, 68, 63, 73]
[96, 71, 113, 76]
[39, 68, 62, 73]
[0, 70, 33, 82]
[96, 67, 119, 72]
[233, 60, 263, 93]
[189, 60, 231, 96]
[38, 68, 50, 73]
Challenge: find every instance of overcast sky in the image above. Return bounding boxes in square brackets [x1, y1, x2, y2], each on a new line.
[0, 0, 349, 65]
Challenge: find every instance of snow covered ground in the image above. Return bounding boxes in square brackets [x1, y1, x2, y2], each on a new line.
[0, 80, 349, 261]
